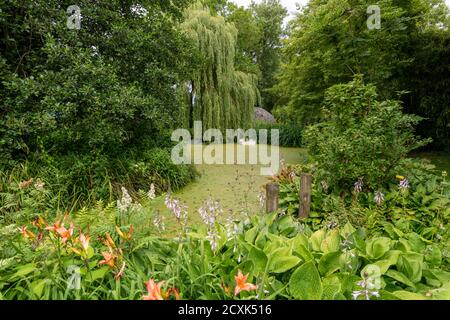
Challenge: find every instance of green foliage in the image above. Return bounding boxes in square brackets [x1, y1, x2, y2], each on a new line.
[2, 208, 448, 300]
[401, 29, 450, 151]
[0, 149, 197, 224]
[250, 0, 287, 112]
[181, 5, 260, 130]
[0, 1, 196, 166]
[254, 123, 303, 148]
[274, 0, 449, 150]
[276, 159, 450, 251]
[225, 3, 262, 76]
[304, 76, 431, 190]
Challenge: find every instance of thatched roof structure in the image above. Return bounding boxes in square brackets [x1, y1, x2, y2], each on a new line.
[254, 107, 276, 124]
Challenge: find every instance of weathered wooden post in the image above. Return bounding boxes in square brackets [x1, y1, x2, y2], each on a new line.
[299, 173, 312, 219]
[266, 183, 279, 213]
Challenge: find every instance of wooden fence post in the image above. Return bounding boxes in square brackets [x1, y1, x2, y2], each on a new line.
[299, 173, 312, 219]
[266, 183, 279, 213]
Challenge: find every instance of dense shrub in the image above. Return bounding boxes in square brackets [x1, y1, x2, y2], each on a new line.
[254, 123, 303, 148]
[0, 1, 196, 163]
[304, 76, 431, 192]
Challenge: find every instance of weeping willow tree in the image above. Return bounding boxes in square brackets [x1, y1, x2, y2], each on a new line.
[181, 5, 260, 130]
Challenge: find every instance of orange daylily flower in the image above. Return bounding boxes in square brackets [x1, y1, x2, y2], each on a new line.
[31, 216, 46, 229]
[79, 233, 90, 251]
[143, 279, 165, 300]
[165, 287, 181, 300]
[104, 232, 116, 248]
[56, 222, 74, 243]
[19, 226, 35, 239]
[115, 225, 133, 241]
[234, 270, 257, 296]
[221, 282, 232, 296]
[99, 251, 116, 268]
[45, 220, 61, 233]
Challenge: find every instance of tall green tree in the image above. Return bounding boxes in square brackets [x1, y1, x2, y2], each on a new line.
[274, 0, 450, 147]
[0, 0, 195, 165]
[250, 0, 287, 112]
[181, 5, 260, 130]
[226, 3, 262, 76]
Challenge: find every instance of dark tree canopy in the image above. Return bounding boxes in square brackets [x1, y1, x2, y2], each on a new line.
[0, 0, 196, 165]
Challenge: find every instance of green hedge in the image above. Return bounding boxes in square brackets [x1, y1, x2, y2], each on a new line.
[254, 123, 303, 148]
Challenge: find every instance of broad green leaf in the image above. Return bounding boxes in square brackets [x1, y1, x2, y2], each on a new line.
[429, 282, 450, 300]
[269, 248, 300, 273]
[392, 291, 427, 300]
[321, 275, 342, 300]
[320, 229, 341, 253]
[310, 229, 326, 252]
[425, 245, 442, 266]
[244, 226, 258, 244]
[289, 261, 323, 300]
[248, 246, 268, 273]
[277, 215, 297, 236]
[341, 222, 356, 238]
[294, 244, 314, 262]
[380, 290, 401, 300]
[289, 233, 310, 250]
[30, 279, 48, 298]
[322, 283, 341, 300]
[88, 266, 110, 281]
[12, 263, 36, 278]
[397, 253, 423, 284]
[385, 270, 416, 288]
[405, 233, 427, 253]
[366, 237, 391, 259]
[318, 252, 342, 276]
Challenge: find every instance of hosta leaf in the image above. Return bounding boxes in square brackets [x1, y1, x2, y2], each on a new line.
[88, 266, 110, 281]
[397, 253, 423, 284]
[12, 263, 36, 278]
[341, 222, 356, 238]
[269, 248, 300, 273]
[244, 226, 258, 244]
[385, 270, 416, 288]
[321, 283, 341, 300]
[294, 244, 314, 262]
[289, 233, 309, 250]
[248, 246, 268, 273]
[310, 229, 326, 252]
[320, 229, 341, 253]
[318, 252, 342, 276]
[405, 233, 427, 253]
[429, 282, 450, 300]
[366, 237, 391, 259]
[425, 245, 442, 266]
[289, 261, 323, 300]
[392, 291, 427, 300]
